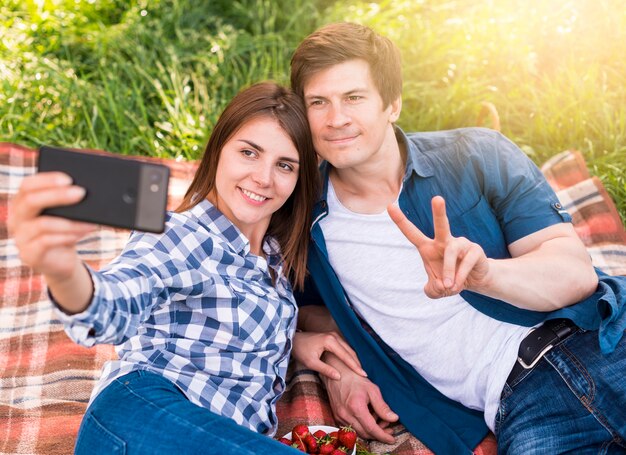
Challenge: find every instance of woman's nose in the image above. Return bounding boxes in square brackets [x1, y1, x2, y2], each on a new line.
[251, 163, 272, 186]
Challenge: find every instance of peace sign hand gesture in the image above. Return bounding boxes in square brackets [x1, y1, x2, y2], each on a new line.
[387, 196, 491, 298]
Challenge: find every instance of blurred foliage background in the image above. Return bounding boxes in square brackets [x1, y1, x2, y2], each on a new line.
[1, 0, 625, 220]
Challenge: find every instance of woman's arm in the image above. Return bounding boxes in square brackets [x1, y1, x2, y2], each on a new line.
[9, 172, 96, 313]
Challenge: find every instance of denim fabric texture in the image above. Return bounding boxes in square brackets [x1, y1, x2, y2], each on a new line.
[495, 329, 626, 454]
[75, 370, 298, 455]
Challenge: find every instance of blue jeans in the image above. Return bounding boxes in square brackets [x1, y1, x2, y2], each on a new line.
[75, 370, 298, 454]
[495, 328, 626, 454]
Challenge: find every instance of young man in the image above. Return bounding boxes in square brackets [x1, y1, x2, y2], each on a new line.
[290, 22, 626, 454]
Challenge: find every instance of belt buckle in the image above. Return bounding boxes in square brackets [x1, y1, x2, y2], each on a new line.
[517, 343, 554, 369]
[516, 319, 577, 371]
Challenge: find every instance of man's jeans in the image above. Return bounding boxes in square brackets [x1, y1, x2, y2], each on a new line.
[75, 370, 297, 454]
[495, 328, 626, 454]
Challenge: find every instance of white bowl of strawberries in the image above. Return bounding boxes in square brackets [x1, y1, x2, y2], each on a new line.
[278, 423, 357, 454]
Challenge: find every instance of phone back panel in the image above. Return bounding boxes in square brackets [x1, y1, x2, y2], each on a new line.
[37, 146, 167, 232]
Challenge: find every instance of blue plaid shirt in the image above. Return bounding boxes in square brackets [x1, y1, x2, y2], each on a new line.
[55, 199, 298, 435]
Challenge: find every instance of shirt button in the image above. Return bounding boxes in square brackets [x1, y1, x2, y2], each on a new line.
[555, 202, 562, 209]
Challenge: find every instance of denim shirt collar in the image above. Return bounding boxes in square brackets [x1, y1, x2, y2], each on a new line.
[312, 126, 433, 227]
[396, 126, 434, 178]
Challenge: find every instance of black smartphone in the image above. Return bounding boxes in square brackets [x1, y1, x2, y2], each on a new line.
[37, 146, 170, 233]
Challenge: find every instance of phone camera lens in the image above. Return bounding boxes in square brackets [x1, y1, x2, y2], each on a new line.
[122, 193, 135, 204]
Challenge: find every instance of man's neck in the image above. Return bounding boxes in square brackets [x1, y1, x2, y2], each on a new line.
[330, 132, 406, 214]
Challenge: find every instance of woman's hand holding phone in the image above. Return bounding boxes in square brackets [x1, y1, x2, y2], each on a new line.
[9, 172, 96, 313]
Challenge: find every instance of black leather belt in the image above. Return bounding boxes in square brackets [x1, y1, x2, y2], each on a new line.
[506, 318, 578, 386]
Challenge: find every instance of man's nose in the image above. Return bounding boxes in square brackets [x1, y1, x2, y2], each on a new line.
[327, 103, 351, 128]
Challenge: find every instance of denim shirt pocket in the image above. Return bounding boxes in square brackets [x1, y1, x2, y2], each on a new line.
[447, 195, 509, 259]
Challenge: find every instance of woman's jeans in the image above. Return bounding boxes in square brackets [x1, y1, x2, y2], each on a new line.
[495, 328, 626, 454]
[75, 370, 298, 454]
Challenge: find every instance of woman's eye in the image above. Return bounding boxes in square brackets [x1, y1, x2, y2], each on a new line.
[241, 149, 257, 158]
[277, 162, 294, 172]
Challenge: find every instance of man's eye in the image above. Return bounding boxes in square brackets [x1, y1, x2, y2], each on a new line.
[347, 95, 362, 102]
[309, 100, 324, 107]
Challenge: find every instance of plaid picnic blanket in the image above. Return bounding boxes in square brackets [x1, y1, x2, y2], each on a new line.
[1, 144, 624, 454]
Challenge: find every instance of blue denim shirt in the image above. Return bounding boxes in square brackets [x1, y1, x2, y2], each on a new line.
[300, 127, 626, 453]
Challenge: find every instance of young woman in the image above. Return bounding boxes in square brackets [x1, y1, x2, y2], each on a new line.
[9, 82, 360, 454]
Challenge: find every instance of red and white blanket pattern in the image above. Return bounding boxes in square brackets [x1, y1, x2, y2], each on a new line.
[1, 143, 624, 454]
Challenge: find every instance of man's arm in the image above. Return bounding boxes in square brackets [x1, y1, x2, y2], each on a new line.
[297, 304, 340, 332]
[479, 222, 598, 310]
[295, 306, 398, 443]
[388, 197, 598, 311]
[319, 352, 398, 444]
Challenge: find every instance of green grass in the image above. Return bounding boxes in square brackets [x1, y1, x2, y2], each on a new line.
[1, 0, 625, 222]
[0, 0, 320, 159]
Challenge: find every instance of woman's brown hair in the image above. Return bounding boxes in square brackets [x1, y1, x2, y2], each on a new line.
[177, 82, 319, 290]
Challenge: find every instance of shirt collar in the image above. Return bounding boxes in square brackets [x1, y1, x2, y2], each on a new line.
[396, 126, 434, 178]
[187, 199, 282, 265]
[315, 126, 433, 206]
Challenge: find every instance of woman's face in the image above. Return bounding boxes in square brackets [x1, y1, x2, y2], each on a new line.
[211, 116, 300, 242]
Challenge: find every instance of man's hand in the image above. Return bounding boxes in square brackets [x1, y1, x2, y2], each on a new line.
[389, 195, 598, 310]
[322, 353, 398, 444]
[292, 331, 367, 380]
[387, 196, 490, 298]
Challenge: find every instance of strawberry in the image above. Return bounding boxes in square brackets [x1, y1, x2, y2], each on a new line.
[291, 438, 307, 452]
[313, 429, 327, 440]
[292, 423, 310, 441]
[328, 431, 339, 447]
[330, 448, 347, 455]
[318, 442, 336, 455]
[304, 433, 319, 453]
[338, 425, 357, 450]
[278, 437, 292, 446]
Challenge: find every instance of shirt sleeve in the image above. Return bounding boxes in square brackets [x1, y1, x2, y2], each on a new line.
[53, 229, 183, 347]
[470, 131, 572, 245]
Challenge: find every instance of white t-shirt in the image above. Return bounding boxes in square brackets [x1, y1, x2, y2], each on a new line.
[319, 180, 531, 431]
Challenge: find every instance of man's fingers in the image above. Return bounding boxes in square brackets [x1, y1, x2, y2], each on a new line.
[368, 388, 399, 425]
[453, 244, 484, 291]
[359, 417, 396, 444]
[431, 196, 451, 242]
[387, 204, 429, 247]
[442, 237, 470, 289]
[350, 412, 395, 444]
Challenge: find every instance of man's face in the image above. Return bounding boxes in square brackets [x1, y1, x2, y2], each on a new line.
[303, 59, 400, 170]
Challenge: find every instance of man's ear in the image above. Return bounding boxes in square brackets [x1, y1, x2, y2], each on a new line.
[389, 96, 402, 123]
